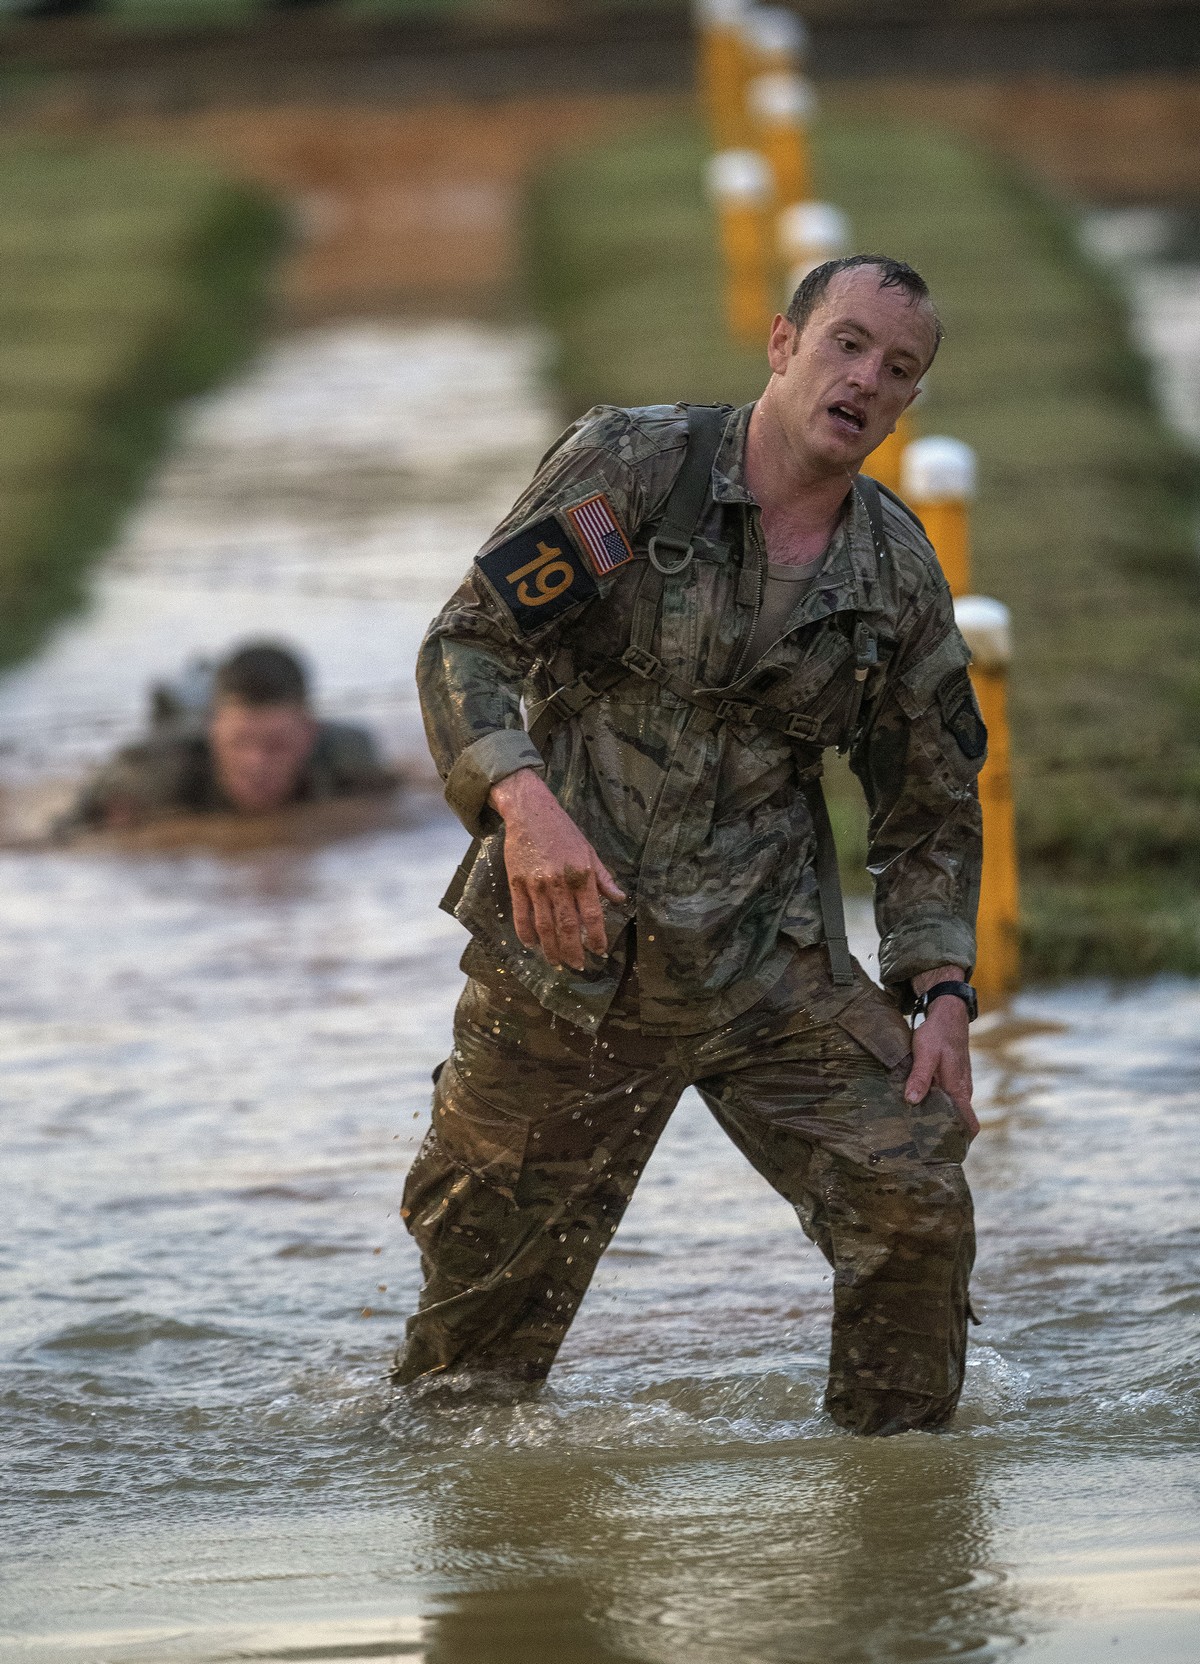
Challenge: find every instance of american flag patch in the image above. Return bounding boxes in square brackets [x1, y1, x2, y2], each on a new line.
[567, 493, 634, 578]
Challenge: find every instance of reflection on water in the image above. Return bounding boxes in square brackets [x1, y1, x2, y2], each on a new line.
[1, 326, 1198, 1664]
[3, 810, 1197, 1664]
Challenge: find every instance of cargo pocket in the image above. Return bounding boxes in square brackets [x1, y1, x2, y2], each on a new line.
[835, 986, 913, 1071]
[432, 1061, 529, 1201]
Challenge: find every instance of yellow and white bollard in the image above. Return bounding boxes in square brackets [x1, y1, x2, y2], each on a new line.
[740, 4, 809, 75]
[900, 435, 976, 598]
[694, 0, 751, 150]
[707, 149, 775, 346]
[863, 410, 915, 495]
[778, 200, 849, 300]
[748, 72, 815, 208]
[954, 596, 1020, 1006]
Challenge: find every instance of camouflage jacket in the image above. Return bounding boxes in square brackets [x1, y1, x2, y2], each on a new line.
[419, 402, 984, 1035]
[66, 719, 392, 829]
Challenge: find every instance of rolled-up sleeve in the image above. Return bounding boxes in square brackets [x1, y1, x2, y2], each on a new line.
[443, 727, 546, 838]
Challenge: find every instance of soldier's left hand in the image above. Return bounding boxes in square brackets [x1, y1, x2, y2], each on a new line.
[905, 987, 978, 1138]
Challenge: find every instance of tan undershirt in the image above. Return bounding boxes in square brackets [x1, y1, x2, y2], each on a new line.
[744, 560, 822, 666]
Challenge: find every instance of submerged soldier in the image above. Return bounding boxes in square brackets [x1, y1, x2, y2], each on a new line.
[396, 256, 987, 1435]
[65, 641, 394, 831]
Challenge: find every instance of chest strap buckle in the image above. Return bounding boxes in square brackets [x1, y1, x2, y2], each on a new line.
[546, 672, 603, 718]
[621, 645, 667, 682]
[713, 697, 756, 726]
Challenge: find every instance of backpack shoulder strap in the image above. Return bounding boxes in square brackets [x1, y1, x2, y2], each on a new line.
[855, 473, 928, 559]
[646, 404, 730, 575]
[528, 403, 729, 744]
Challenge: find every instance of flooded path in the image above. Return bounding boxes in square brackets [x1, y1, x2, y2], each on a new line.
[1, 326, 1198, 1664]
[0, 323, 554, 796]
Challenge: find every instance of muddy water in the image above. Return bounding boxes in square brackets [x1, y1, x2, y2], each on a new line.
[1, 327, 1199, 1664]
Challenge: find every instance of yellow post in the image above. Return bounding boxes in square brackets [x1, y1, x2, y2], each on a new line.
[863, 410, 914, 495]
[954, 597, 1020, 1006]
[740, 5, 808, 75]
[707, 149, 775, 346]
[900, 435, 977, 598]
[778, 200, 849, 302]
[748, 72, 815, 208]
[694, 0, 751, 150]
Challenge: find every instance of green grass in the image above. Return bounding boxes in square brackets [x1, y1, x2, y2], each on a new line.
[0, 137, 282, 666]
[527, 118, 1200, 981]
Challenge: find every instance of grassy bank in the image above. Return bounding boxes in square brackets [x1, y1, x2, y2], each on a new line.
[527, 119, 1200, 980]
[0, 138, 281, 667]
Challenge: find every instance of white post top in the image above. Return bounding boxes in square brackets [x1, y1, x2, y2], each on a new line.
[741, 6, 809, 58]
[692, 0, 748, 26]
[777, 200, 850, 256]
[954, 596, 1012, 671]
[748, 72, 816, 124]
[901, 435, 977, 501]
[707, 149, 773, 203]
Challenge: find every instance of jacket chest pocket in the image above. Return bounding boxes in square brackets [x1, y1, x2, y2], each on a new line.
[763, 628, 855, 736]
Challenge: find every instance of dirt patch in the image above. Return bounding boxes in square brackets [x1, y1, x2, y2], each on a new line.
[828, 76, 1200, 203]
[22, 74, 1200, 326]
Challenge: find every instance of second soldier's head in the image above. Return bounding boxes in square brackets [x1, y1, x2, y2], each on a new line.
[208, 641, 318, 814]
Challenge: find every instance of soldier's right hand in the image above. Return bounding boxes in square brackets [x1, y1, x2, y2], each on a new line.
[488, 768, 626, 972]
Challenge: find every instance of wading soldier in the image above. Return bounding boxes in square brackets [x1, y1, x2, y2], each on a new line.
[396, 256, 986, 1435]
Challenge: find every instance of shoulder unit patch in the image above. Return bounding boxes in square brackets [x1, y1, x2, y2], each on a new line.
[566, 493, 634, 577]
[937, 667, 988, 760]
[475, 515, 598, 634]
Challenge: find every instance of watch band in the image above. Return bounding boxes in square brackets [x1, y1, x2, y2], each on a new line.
[913, 980, 978, 1022]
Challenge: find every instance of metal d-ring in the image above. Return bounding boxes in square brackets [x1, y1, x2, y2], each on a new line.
[647, 535, 695, 576]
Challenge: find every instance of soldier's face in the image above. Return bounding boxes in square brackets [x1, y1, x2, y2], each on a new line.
[209, 698, 318, 813]
[766, 269, 937, 471]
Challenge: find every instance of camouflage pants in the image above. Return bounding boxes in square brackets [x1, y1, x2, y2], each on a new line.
[394, 946, 975, 1435]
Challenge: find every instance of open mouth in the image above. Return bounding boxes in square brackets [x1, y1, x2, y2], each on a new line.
[828, 403, 866, 434]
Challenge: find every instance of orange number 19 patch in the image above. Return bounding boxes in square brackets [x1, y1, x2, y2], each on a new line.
[505, 540, 575, 607]
[475, 515, 598, 634]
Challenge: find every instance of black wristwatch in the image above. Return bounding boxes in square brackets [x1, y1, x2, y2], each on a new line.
[912, 980, 978, 1023]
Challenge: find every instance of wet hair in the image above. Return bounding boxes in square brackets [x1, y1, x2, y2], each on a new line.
[785, 254, 943, 359]
[213, 641, 310, 707]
